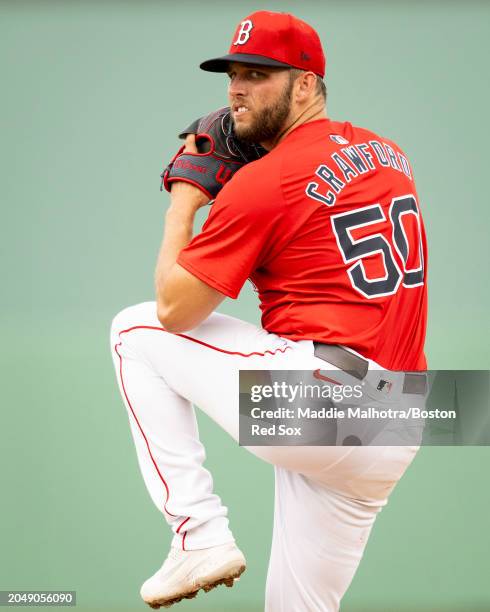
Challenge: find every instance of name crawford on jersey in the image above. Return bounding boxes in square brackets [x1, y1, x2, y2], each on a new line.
[306, 135, 413, 208]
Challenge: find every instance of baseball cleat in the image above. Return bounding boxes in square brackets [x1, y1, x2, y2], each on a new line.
[140, 542, 246, 609]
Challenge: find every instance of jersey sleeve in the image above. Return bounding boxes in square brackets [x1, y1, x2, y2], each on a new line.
[177, 167, 284, 299]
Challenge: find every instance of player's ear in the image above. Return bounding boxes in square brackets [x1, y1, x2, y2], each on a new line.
[295, 71, 317, 102]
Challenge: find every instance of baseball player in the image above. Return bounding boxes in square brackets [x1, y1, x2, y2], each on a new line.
[110, 10, 428, 611]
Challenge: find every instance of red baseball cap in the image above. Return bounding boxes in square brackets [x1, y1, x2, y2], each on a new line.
[200, 11, 326, 78]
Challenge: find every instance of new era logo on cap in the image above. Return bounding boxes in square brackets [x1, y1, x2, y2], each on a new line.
[200, 11, 326, 78]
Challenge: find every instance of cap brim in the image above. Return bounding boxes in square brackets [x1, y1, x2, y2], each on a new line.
[200, 53, 293, 73]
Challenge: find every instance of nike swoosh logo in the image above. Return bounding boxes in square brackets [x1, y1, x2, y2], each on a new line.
[313, 369, 342, 385]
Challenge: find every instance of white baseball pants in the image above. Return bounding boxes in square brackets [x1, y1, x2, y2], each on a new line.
[110, 301, 419, 612]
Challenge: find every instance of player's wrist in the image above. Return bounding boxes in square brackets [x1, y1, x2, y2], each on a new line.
[169, 178, 211, 209]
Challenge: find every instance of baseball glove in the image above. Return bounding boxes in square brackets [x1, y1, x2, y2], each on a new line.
[161, 107, 266, 200]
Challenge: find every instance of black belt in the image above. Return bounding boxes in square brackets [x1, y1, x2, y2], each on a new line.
[313, 342, 427, 395]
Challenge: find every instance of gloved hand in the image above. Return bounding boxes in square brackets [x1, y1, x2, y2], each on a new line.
[161, 107, 267, 200]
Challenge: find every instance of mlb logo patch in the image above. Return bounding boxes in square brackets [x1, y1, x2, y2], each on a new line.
[330, 134, 349, 145]
[377, 379, 393, 394]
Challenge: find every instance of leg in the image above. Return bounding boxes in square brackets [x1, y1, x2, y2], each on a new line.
[265, 468, 380, 612]
[265, 446, 419, 612]
[110, 301, 296, 550]
[110, 301, 312, 608]
[111, 306, 232, 550]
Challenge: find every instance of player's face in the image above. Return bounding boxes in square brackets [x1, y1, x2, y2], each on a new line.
[227, 63, 294, 146]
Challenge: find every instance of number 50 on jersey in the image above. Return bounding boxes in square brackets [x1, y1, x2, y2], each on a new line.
[331, 194, 425, 299]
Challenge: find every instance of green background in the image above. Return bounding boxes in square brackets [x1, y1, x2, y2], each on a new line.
[1, 1, 489, 610]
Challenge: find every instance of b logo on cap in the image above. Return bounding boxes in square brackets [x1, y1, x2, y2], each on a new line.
[233, 19, 253, 45]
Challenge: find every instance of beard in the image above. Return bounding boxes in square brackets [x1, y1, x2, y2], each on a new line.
[232, 78, 293, 144]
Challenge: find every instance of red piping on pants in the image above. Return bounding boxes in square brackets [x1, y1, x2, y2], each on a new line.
[119, 324, 292, 357]
[114, 341, 190, 547]
[115, 325, 292, 549]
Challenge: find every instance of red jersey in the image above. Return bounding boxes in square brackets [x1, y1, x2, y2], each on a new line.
[177, 118, 428, 371]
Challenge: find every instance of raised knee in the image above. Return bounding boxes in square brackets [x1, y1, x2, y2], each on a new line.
[110, 301, 159, 340]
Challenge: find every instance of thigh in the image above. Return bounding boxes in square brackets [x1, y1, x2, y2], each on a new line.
[111, 304, 354, 475]
[111, 302, 294, 441]
[307, 444, 420, 503]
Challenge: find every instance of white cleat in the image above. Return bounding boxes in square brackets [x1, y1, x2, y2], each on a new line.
[140, 542, 246, 609]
